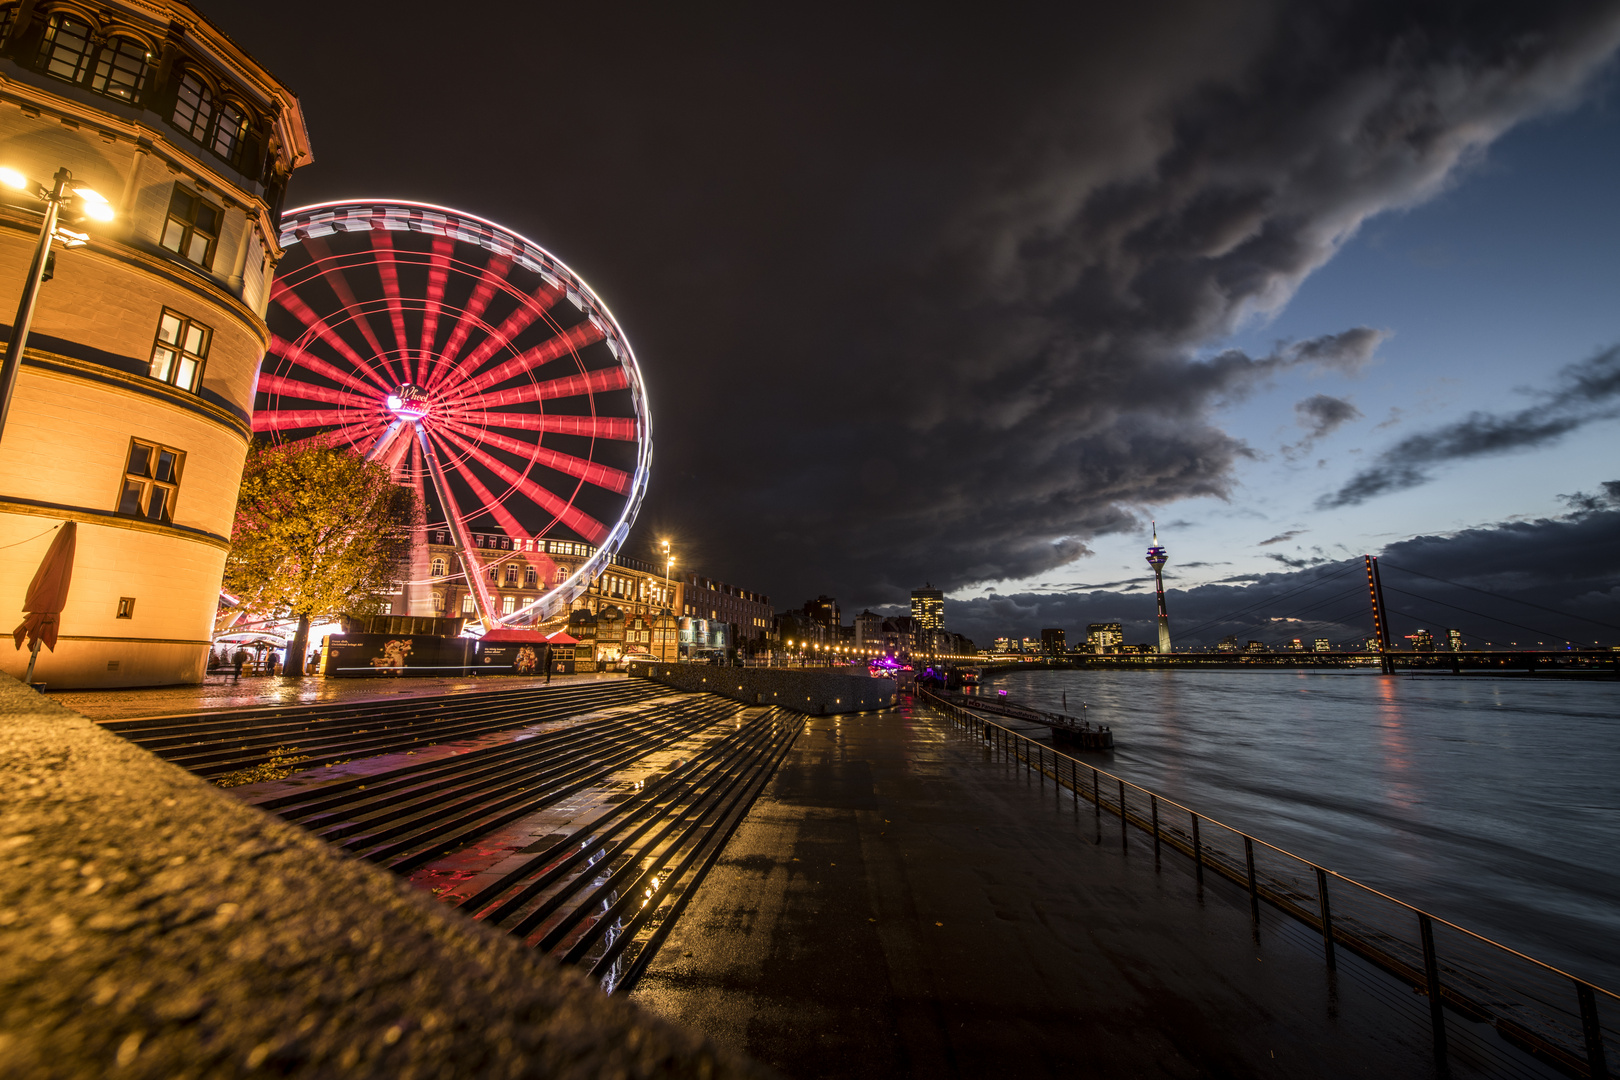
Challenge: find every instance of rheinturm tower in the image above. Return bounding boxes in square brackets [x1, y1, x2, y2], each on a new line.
[1146, 522, 1171, 654]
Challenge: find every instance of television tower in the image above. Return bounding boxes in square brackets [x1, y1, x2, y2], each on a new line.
[1146, 522, 1172, 654]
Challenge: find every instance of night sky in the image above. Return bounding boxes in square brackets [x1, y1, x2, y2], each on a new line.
[204, 1, 1620, 648]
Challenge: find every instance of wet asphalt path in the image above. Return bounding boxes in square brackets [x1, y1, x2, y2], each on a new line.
[632, 700, 1537, 1080]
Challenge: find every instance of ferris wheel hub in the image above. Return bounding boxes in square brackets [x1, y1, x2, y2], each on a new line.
[386, 384, 431, 420]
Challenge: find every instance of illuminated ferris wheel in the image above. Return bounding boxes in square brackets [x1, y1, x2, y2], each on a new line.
[254, 200, 651, 628]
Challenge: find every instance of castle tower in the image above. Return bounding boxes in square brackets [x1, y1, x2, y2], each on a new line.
[1146, 522, 1171, 654]
[0, 4, 310, 687]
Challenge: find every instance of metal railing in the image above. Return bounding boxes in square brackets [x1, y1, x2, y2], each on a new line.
[919, 687, 1616, 1079]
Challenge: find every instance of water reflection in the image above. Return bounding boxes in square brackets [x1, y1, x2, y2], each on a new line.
[989, 668, 1620, 989]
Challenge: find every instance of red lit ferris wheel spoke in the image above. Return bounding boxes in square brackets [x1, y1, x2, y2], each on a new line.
[448, 321, 606, 400]
[256, 371, 378, 410]
[299, 236, 398, 382]
[417, 236, 456, 386]
[448, 410, 637, 441]
[252, 407, 365, 433]
[426, 280, 564, 394]
[271, 284, 395, 392]
[438, 418, 632, 495]
[444, 364, 630, 413]
[331, 418, 390, 453]
[423, 433, 537, 552]
[368, 229, 413, 364]
[436, 255, 511, 374]
[433, 426, 608, 545]
[267, 334, 387, 399]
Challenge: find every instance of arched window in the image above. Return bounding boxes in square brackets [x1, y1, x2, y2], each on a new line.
[38, 13, 93, 84]
[504, 566, 518, 586]
[524, 566, 537, 587]
[0, 6, 20, 47]
[430, 557, 447, 577]
[90, 36, 150, 104]
[432, 593, 445, 613]
[556, 567, 567, 583]
[211, 101, 247, 163]
[172, 71, 213, 141]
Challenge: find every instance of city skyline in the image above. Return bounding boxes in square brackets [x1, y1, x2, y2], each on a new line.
[204, 1, 1620, 643]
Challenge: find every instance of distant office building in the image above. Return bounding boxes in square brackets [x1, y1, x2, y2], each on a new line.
[1244, 640, 1266, 652]
[1314, 638, 1332, 652]
[992, 637, 1013, 653]
[1040, 628, 1066, 656]
[1086, 623, 1124, 654]
[1021, 637, 1041, 654]
[1407, 629, 1436, 652]
[911, 585, 945, 631]
[854, 610, 883, 651]
[1288, 638, 1306, 652]
[1215, 635, 1238, 652]
[1447, 628, 1463, 652]
[803, 595, 841, 633]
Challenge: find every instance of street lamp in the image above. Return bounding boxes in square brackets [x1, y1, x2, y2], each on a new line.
[0, 166, 113, 440]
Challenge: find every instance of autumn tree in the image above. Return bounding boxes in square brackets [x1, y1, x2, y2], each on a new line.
[224, 436, 417, 677]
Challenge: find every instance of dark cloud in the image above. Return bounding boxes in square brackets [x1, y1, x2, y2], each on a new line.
[1292, 393, 1363, 443]
[1257, 530, 1306, 546]
[934, 494, 1620, 648]
[1321, 346, 1620, 507]
[204, 0, 1620, 607]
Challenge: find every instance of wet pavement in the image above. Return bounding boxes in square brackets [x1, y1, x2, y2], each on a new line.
[631, 700, 1532, 1079]
[52, 671, 629, 720]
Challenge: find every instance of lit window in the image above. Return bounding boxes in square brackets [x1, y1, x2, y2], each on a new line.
[379, 603, 391, 615]
[116, 439, 183, 522]
[524, 566, 537, 587]
[211, 102, 247, 163]
[502, 595, 517, 615]
[504, 566, 518, 586]
[116, 597, 135, 619]
[172, 71, 213, 141]
[89, 37, 150, 103]
[160, 187, 220, 269]
[148, 309, 210, 392]
[462, 595, 475, 615]
[431, 557, 447, 577]
[488, 566, 498, 583]
[38, 14, 93, 85]
[556, 567, 567, 583]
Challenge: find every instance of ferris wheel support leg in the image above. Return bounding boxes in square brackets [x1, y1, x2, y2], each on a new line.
[415, 422, 501, 629]
[364, 419, 409, 463]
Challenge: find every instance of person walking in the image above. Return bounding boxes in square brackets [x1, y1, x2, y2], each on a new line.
[232, 647, 248, 682]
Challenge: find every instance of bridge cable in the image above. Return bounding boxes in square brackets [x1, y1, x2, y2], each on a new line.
[1174, 563, 1362, 641]
[1379, 562, 1620, 633]
[1380, 585, 1575, 642]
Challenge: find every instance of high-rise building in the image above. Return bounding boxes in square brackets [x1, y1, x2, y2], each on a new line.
[854, 610, 883, 651]
[1314, 638, 1332, 652]
[911, 584, 945, 630]
[803, 594, 840, 632]
[1447, 628, 1463, 652]
[0, 3, 310, 688]
[1146, 522, 1172, 654]
[1040, 628, 1066, 655]
[1086, 623, 1123, 653]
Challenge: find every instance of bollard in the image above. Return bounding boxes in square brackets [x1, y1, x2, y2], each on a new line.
[1316, 868, 1336, 970]
[1419, 913, 1448, 1067]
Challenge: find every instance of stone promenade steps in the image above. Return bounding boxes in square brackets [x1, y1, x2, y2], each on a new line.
[268, 695, 745, 873]
[100, 679, 669, 777]
[461, 707, 805, 994]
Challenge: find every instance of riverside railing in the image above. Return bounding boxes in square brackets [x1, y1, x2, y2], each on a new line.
[919, 687, 1616, 1079]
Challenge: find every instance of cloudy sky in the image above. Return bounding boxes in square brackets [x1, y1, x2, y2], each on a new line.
[209, 0, 1620, 646]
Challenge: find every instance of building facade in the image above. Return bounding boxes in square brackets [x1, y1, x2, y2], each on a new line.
[1040, 628, 1066, 656]
[682, 572, 771, 644]
[0, 2, 309, 688]
[1085, 622, 1124, 654]
[911, 584, 943, 630]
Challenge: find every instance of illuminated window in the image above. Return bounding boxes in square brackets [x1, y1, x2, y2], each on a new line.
[38, 14, 93, 85]
[524, 566, 537, 587]
[379, 603, 391, 615]
[502, 595, 517, 616]
[462, 595, 475, 615]
[211, 101, 247, 163]
[148, 309, 210, 392]
[116, 439, 183, 522]
[504, 566, 518, 586]
[431, 557, 447, 577]
[89, 37, 151, 104]
[116, 597, 135, 619]
[487, 566, 498, 583]
[556, 567, 567, 583]
[160, 187, 220, 269]
[172, 71, 213, 141]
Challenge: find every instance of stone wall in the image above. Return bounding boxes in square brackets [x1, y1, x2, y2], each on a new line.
[628, 663, 897, 714]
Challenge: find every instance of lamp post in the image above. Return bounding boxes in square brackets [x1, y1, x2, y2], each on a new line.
[0, 166, 112, 442]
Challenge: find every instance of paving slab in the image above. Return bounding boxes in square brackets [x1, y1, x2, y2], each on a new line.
[632, 700, 1548, 1079]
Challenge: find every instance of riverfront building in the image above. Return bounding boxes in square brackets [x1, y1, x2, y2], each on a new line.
[911, 584, 944, 630]
[0, 2, 309, 688]
[1086, 623, 1123, 653]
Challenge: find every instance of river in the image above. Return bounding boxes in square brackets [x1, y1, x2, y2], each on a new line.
[976, 668, 1620, 992]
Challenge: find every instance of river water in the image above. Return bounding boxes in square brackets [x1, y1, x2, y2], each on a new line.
[977, 668, 1620, 991]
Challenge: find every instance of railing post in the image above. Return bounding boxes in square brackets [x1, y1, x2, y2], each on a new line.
[1118, 779, 1128, 851]
[1192, 813, 1203, 890]
[1151, 795, 1160, 864]
[1315, 867, 1335, 970]
[1418, 913, 1448, 1067]
[1244, 837, 1259, 925]
[1576, 981, 1609, 1080]
[1072, 758, 1078, 809]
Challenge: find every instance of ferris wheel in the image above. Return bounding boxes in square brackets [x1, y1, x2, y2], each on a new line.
[254, 200, 651, 628]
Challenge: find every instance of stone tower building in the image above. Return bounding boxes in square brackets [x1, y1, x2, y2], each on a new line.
[0, 1, 309, 687]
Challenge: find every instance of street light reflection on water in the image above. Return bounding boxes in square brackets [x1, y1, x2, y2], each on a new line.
[990, 667, 1620, 989]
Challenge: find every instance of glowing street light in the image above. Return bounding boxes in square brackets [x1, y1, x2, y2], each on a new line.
[0, 165, 115, 439]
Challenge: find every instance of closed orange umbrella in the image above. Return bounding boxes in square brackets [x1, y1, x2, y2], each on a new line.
[12, 520, 75, 685]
